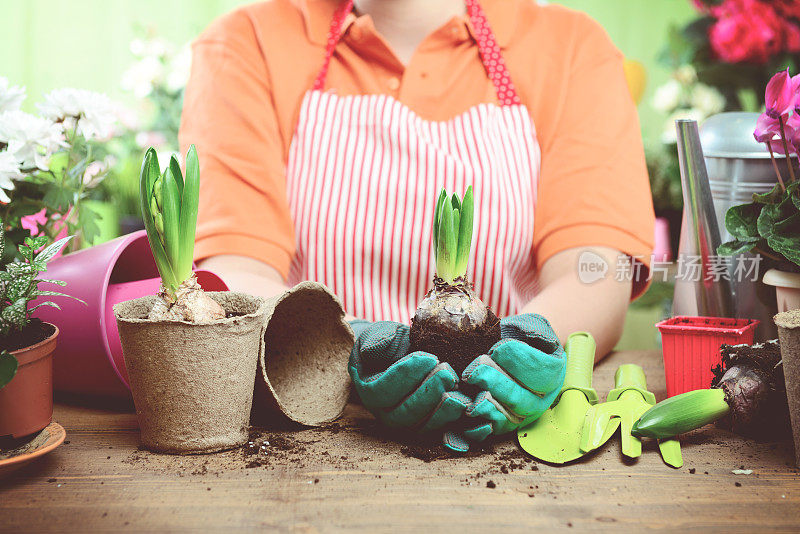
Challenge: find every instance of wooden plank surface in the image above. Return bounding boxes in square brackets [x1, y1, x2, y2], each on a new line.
[1, 349, 799, 532]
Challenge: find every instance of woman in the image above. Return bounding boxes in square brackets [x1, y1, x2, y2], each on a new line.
[181, 0, 654, 449]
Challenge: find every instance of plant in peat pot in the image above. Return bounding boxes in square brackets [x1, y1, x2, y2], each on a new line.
[113, 145, 268, 454]
[409, 187, 501, 379]
[0, 224, 78, 438]
[139, 146, 224, 322]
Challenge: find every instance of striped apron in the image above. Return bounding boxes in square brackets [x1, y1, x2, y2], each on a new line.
[286, 0, 541, 323]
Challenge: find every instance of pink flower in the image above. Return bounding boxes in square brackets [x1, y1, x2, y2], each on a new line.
[709, 0, 800, 64]
[765, 69, 795, 118]
[754, 112, 781, 143]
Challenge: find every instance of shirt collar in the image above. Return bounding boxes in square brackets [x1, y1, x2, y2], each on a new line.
[296, 0, 519, 48]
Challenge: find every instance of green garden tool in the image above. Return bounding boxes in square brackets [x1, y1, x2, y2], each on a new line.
[580, 364, 683, 468]
[517, 332, 598, 464]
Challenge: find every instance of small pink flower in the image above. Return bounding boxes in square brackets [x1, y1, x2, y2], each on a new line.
[754, 112, 781, 143]
[765, 69, 795, 118]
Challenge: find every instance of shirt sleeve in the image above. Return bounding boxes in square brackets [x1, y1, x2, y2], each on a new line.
[179, 11, 295, 279]
[532, 13, 654, 298]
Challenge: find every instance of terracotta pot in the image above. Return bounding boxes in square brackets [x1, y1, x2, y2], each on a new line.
[0, 324, 58, 439]
[774, 309, 800, 467]
[114, 292, 267, 454]
[763, 268, 800, 313]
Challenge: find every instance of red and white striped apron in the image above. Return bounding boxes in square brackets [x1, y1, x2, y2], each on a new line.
[286, 0, 541, 323]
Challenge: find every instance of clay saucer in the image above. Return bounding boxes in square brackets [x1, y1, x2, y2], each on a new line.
[0, 422, 66, 478]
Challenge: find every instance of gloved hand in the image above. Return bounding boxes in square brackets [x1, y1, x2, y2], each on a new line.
[455, 314, 567, 448]
[348, 320, 471, 432]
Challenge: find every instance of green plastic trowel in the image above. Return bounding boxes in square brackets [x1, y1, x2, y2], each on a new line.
[580, 364, 683, 468]
[517, 332, 599, 463]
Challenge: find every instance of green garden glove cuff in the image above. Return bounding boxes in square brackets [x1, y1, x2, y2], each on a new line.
[348, 321, 470, 430]
[460, 314, 567, 439]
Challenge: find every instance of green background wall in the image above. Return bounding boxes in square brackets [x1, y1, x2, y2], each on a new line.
[0, 0, 696, 146]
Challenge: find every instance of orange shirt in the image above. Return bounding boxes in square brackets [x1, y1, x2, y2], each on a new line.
[180, 0, 655, 297]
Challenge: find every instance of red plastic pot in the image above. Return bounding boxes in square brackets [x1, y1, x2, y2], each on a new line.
[31, 231, 227, 398]
[0, 324, 58, 439]
[656, 316, 759, 397]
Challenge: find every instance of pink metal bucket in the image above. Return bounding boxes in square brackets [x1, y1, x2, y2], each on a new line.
[32, 231, 228, 398]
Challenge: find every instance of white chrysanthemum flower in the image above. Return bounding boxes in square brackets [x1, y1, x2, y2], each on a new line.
[121, 55, 164, 98]
[691, 83, 726, 117]
[0, 110, 65, 170]
[165, 44, 191, 93]
[0, 77, 26, 113]
[0, 150, 22, 202]
[652, 79, 683, 114]
[661, 108, 706, 145]
[38, 88, 117, 141]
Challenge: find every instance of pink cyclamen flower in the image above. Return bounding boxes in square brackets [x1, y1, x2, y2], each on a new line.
[793, 74, 800, 111]
[754, 112, 781, 143]
[765, 69, 795, 118]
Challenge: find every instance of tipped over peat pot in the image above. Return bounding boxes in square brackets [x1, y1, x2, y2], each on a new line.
[0, 322, 58, 439]
[114, 292, 267, 454]
[252, 281, 354, 427]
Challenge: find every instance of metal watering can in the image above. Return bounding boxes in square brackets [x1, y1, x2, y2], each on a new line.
[673, 112, 796, 340]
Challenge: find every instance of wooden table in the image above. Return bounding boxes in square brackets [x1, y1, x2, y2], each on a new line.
[2, 349, 799, 532]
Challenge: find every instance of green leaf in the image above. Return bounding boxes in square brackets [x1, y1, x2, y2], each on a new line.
[29, 301, 61, 313]
[169, 155, 184, 197]
[177, 144, 200, 282]
[37, 278, 67, 286]
[451, 192, 461, 211]
[724, 203, 761, 241]
[1, 298, 27, 331]
[139, 149, 177, 289]
[432, 189, 447, 256]
[161, 167, 182, 288]
[78, 204, 101, 248]
[34, 236, 73, 266]
[768, 234, 800, 267]
[717, 240, 757, 256]
[454, 185, 474, 278]
[0, 351, 18, 390]
[436, 202, 457, 283]
[752, 183, 785, 205]
[43, 186, 72, 212]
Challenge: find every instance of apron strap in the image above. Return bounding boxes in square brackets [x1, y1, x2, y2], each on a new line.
[312, 0, 521, 106]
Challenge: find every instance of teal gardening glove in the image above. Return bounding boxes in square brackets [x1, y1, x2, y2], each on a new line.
[348, 320, 471, 433]
[446, 314, 567, 451]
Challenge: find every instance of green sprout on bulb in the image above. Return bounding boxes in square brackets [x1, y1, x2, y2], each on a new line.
[140, 146, 199, 300]
[433, 185, 474, 285]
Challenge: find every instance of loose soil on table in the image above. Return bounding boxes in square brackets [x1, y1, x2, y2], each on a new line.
[122, 406, 533, 481]
[0, 319, 54, 353]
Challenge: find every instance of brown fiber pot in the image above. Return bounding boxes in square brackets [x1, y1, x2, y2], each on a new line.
[774, 308, 800, 467]
[251, 281, 353, 427]
[114, 292, 267, 454]
[0, 324, 58, 439]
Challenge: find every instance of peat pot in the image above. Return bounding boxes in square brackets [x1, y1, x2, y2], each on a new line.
[114, 292, 267, 454]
